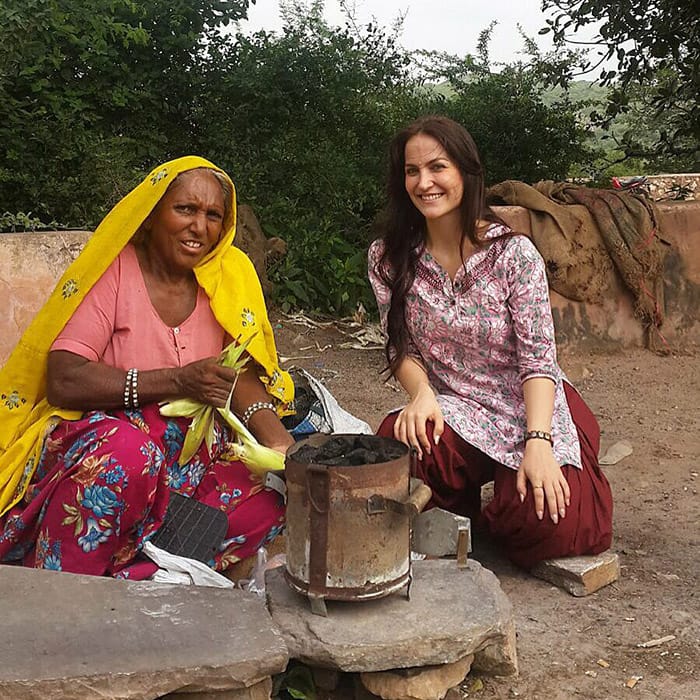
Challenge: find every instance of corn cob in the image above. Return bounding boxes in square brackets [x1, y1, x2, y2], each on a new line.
[216, 387, 285, 476]
[159, 332, 284, 475]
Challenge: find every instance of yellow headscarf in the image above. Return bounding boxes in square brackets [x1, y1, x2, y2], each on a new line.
[0, 156, 293, 515]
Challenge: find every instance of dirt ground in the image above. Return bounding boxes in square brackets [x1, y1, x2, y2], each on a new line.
[271, 311, 699, 700]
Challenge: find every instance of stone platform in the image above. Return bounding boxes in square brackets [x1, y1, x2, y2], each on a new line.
[0, 565, 288, 699]
[265, 559, 517, 677]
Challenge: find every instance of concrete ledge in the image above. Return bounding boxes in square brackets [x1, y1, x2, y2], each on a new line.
[0, 565, 288, 700]
[0, 201, 698, 362]
[495, 201, 700, 350]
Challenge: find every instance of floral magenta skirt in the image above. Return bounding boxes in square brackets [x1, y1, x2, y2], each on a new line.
[0, 404, 285, 579]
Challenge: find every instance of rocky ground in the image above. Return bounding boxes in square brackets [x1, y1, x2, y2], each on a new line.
[271, 311, 699, 700]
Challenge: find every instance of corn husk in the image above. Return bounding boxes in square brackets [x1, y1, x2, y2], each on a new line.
[216, 388, 285, 477]
[159, 332, 283, 472]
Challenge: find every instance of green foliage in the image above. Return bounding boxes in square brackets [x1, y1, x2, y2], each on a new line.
[3, 0, 690, 314]
[541, 0, 699, 165]
[0, 0, 252, 224]
[273, 660, 316, 699]
[0, 211, 59, 233]
[197, 6, 420, 314]
[267, 211, 373, 315]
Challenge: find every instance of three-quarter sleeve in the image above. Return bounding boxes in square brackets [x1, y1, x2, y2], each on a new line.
[504, 236, 559, 384]
[367, 240, 391, 334]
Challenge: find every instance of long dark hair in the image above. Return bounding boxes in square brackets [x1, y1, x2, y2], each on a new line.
[374, 115, 504, 376]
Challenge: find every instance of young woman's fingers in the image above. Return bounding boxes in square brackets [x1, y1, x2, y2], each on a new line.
[547, 481, 566, 523]
[394, 413, 407, 444]
[561, 474, 571, 507]
[414, 418, 432, 456]
[405, 417, 423, 460]
[432, 412, 445, 446]
[533, 482, 547, 520]
[516, 468, 527, 503]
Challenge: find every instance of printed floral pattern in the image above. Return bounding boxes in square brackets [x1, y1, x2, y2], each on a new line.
[0, 404, 285, 577]
[1, 390, 27, 410]
[241, 308, 256, 327]
[368, 226, 582, 470]
[61, 279, 79, 298]
[150, 168, 168, 185]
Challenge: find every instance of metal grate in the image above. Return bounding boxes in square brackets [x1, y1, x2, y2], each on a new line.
[150, 491, 228, 564]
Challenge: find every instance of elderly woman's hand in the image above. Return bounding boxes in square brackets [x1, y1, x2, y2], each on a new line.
[177, 357, 239, 407]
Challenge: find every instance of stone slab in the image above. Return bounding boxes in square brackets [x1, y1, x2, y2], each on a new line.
[360, 654, 473, 700]
[163, 677, 272, 699]
[411, 509, 471, 557]
[531, 551, 620, 596]
[265, 560, 517, 675]
[0, 565, 288, 699]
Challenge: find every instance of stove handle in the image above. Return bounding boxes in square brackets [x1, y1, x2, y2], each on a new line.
[366, 478, 432, 518]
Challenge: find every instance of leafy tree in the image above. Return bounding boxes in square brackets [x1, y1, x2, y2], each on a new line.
[540, 0, 699, 166]
[0, 0, 252, 224]
[199, 3, 422, 314]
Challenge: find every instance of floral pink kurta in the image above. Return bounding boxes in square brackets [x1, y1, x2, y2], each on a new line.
[368, 225, 582, 471]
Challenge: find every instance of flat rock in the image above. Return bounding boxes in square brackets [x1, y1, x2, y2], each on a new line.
[411, 509, 471, 558]
[163, 678, 272, 699]
[360, 654, 473, 699]
[265, 559, 517, 674]
[599, 440, 633, 465]
[531, 551, 620, 596]
[0, 565, 288, 699]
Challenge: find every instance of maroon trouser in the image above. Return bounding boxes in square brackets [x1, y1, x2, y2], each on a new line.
[377, 384, 613, 569]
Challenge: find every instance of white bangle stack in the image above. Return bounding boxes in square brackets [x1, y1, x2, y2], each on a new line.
[241, 401, 276, 427]
[124, 368, 139, 409]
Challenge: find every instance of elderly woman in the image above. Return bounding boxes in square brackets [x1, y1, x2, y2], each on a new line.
[0, 156, 294, 579]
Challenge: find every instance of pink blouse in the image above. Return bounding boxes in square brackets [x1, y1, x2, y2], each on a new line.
[368, 225, 582, 470]
[51, 244, 225, 369]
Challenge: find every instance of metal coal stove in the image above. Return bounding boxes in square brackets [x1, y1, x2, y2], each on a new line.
[284, 433, 431, 615]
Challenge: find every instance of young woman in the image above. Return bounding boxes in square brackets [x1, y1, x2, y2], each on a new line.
[369, 116, 612, 568]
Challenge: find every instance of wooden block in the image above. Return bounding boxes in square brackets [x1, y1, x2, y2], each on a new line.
[531, 551, 620, 596]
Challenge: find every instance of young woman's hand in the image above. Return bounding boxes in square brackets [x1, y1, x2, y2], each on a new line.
[516, 439, 570, 523]
[393, 384, 444, 460]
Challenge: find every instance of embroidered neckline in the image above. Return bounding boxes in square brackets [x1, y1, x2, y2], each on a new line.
[416, 237, 509, 295]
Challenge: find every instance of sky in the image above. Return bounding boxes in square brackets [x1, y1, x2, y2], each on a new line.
[237, 0, 579, 67]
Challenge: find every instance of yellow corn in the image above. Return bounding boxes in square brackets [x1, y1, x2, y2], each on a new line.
[159, 331, 284, 475]
[215, 388, 285, 476]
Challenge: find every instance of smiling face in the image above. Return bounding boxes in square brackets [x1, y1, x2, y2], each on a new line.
[404, 133, 464, 226]
[142, 169, 226, 275]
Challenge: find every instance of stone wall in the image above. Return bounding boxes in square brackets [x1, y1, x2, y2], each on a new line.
[495, 201, 700, 351]
[1, 201, 698, 365]
[645, 174, 699, 202]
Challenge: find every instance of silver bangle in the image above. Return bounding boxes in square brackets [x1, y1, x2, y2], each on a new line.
[124, 368, 139, 409]
[241, 401, 276, 427]
[123, 369, 133, 409]
[130, 368, 139, 409]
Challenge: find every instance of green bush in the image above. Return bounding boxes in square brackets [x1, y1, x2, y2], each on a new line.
[7, 0, 677, 315]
